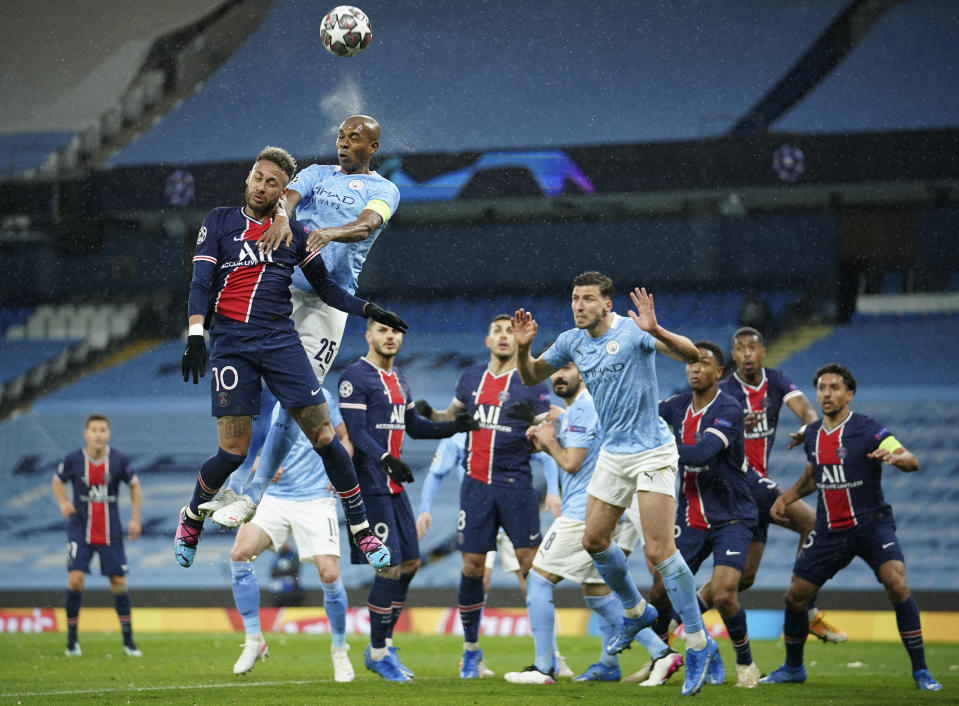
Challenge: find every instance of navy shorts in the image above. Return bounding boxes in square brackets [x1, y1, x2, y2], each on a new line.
[747, 469, 783, 543]
[67, 540, 127, 576]
[675, 520, 754, 574]
[792, 511, 905, 588]
[456, 475, 541, 555]
[208, 322, 323, 417]
[350, 492, 420, 567]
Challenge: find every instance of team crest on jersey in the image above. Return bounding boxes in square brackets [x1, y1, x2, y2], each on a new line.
[196, 226, 207, 245]
[836, 446, 847, 459]
[217, 391, 230, 407]
[339, 380, 354, 398]
[497, 390, 510, 403]
[605, 340, 620, 355]
[760, 396, 770, 409]
[348, 179, 363, 190]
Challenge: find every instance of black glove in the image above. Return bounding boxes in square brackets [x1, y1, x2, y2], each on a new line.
[510, 400, 537, 425]
[453, 412, 480, 432]
[414, 399, 434, 419]
[364, 302, 408, 333]
[381, 453, 414, 483]
[182, 335, 207, 384]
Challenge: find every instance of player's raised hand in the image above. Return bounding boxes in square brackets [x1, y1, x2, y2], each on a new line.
[627, 287, 658, 333]
[258, 198, 294, 252]
[453, 412, 480, 432]
[511, 309, 537, 348]
[414, 399, 434, 419]
[182, 335, 208, 384]
[416, 512, 432, 540]
[364, 302, 408, 333]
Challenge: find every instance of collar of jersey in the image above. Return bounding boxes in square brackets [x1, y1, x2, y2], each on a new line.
[733, 368, 767, 390]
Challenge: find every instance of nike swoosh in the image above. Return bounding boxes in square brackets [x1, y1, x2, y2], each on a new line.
[725, 550, 741, 556]
[233, 235, 245, 241]
[882, 542, 895, 549]
[311, 387, 321, 396]
[529, 533, 539, 541]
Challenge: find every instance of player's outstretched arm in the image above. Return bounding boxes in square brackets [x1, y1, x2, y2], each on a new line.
[257, 192, 297, 252]
[771, 462, 817, 522]
[512, 309, 556, 385]
[628, 287, 699, 363]
[305, 210, 384, 253]
[868, 443, 919, 472]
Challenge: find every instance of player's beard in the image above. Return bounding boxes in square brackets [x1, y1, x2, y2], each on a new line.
[244, 185, 279, 221]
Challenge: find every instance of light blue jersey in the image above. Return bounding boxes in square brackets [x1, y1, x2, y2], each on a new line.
[265, 388, 343, 501]
[542, 313, 673, 454]
[556, 390, 602, 521]
[287, 164, 400, 294]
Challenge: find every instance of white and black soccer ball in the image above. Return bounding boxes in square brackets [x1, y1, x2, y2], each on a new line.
[320, 6, 372, 58]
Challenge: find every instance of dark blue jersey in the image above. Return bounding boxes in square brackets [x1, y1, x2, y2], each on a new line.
[803, 412, 895, 532]
[339, 357, 458, 496]
[188, 207, 366, 330]
[453, 365, 551, 488]
[56, 447, 137, 546]
[720, 368, 803, 477]
[660, 391, 756, 529]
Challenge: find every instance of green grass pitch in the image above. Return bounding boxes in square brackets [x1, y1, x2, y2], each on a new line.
[0, 633, 955, 704]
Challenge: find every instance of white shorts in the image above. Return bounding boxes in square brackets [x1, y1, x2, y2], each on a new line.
[534, 506, 643, 584]
[291, 288, 349, 384]
[587, 442, 679, 508]
[250, 494, 340, 560]
[484, 530, 520, 573]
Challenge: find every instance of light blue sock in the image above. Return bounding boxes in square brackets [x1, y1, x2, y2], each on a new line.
[657, 551, 704, 637]
[584, 593, 621, 667]
[526, 572, 557, 674]
[231, 561, 260, 635]
[321, 578, 349, 647]
[590, 543, 641, 610]
[637, 627, 671, 660]
[247, 405, 299, 504]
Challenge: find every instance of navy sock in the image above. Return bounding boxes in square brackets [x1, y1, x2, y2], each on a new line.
[723, 607, 752, 665]
[894, 596, 927, 672]
[369, 576, 400, 649]
[651, 609, 672, 643]
[66, 590, 82, 646]
[114, 592, 134, 646]
[190, 447, 246, 515]
[458, 573, 485, 644]
[314, 437, 367, 529]
[783, 609, 808, 668]
[389, 572, 415, 639]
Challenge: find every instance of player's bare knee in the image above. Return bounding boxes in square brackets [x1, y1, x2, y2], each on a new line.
[67, 573, 85, 591]
[738, 572, 756, 592]
[402, 558, 421, 574]
[230, 547, 255, 562]
[784, 586, 810, 612]
[309, 422, 336, 448]
[582, 531, 610, 555]
[109, 576, 127, 594]
[462, 553, 485, 578]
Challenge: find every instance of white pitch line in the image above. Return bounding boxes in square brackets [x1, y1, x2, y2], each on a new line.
[0, 678, 329, 698]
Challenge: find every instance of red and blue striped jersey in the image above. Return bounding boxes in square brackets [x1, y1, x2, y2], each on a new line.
[803, 412, 894, 532]
[339, 357, 459, 496]
[56, 447, 137, 546]
[719, 368, 803, 477]
[188, 207, 365, 330]
[453, 364, 551, 488]
[660, 391, 755, 530]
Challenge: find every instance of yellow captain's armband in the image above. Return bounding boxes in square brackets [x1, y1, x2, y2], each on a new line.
[364, 198, 392, 223]
[878, 435, 903, 455]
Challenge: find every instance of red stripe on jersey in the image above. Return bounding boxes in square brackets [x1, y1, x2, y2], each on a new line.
[466, 370, 512, 484]
[216, 263, 265, 322]
[85, 456, 108, 545]
[816, 423, 855, 530]
[681, 406, 710, 530]
[740, 377, 770, 476]
[378, 369, 406, 495]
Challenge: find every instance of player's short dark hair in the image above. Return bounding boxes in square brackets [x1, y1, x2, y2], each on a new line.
[489, 314, 511, 329]
[813, 363, 857, 394]
[732, 326, 764, 346]
[255, 146, 297, 182]
[695, 340, 725, 369]
[572, 271, 614, 300]
[85, 414, 109, 428]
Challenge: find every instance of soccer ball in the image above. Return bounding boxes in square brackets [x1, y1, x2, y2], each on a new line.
[320, 6, 372, 57]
